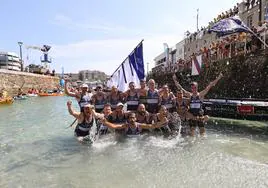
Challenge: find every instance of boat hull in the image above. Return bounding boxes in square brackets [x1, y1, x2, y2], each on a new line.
[0, 97, 14, 105]
[38, 93, 64, 97]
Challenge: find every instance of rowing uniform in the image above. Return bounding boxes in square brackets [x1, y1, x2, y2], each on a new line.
[175, 99, 188, 120]
[94, 95, 106, 113]
[175, 99, 189, 135]
[109, 94, 121, 110]
[189, 95, 204, 128]
[160, 94, 174, 113]
[126, 92, 139, 111]
[147, 89, 159, 113]
[75, 117, 94, 137]
[125, 123, 142, 136]
[78, 93, 92, 112]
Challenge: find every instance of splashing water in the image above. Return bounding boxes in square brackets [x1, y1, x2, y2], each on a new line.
[0, 97, 268, 188]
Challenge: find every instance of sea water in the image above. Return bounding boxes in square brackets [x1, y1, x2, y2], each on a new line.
[0, 96, 268, 188]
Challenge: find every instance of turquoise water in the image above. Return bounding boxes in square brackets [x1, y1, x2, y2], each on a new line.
[1, 96, 268, 188]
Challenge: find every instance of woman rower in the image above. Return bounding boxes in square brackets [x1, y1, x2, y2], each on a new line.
[67, 101, 103, 143]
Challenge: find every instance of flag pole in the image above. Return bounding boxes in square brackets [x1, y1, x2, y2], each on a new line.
[110, 39, 144, 78]
[197, 8, 199, 31]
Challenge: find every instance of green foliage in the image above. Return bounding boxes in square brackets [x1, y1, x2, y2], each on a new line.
[150, 54, 268, 99]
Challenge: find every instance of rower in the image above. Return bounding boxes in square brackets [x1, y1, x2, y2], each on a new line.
[123, 82, 139, 111]
[146, 79, 160, 114]
[159, 85, 176, 113]
[67, 101, 102, 143]
[173, 73, 223, 136]
[138, 79, 147, 105]
[101, 112, 168, 137]
[108, 86, 122, 111]
[65, 81, 92, 112]
[91, 85, 107, 113]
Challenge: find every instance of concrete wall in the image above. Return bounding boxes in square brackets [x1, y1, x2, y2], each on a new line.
[0, 69, 60, 97]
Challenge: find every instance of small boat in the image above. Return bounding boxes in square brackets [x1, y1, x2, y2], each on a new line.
[14, 95, 28, 100]
[38, 92, 64, 97]
[0, 97, 14, 105]
[27, 93, 38, 97]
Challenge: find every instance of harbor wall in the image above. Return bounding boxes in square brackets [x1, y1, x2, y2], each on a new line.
[0, 69, 60, 97]
[149, 54, 268, 99]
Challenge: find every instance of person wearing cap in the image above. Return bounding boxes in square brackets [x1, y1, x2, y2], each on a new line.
[123, 82, 139, 111]
[65, 80, 92, 112]
[107, 102, 128, 124]
[91, 85, 107, 113]
[100, 112, 168, 137]
[67, 101, 103, 143]
[173, 73, 223, 136]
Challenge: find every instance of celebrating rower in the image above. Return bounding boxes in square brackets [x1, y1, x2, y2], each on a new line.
[173, 73, 223, 136]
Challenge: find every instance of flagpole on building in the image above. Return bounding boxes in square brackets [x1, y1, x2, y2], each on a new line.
[197, 8, 199, 31]
[110, 39, 144, 77]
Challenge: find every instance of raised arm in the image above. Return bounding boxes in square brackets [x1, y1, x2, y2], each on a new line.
[172, 74, 191, 98]
[67, 101, 80, 119]
[140, 117, 168, 129]
[101, 118, 126, 129]
[91, 110, 104, 119]
[199, 73, 223, 99]
[65, 80, 79, 98]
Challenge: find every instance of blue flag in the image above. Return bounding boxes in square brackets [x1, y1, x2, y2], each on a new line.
[209, 16, 251, 36]
[107, 40, 145, 91]
[128, 42, 145, 80]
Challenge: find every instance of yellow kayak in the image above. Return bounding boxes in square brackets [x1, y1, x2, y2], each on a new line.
[0, 97, 14, 105]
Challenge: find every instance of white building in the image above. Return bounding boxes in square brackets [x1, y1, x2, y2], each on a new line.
[152, 39, 185, 73]
[0, 52, 22, 71]
[175, 40, 185, 61]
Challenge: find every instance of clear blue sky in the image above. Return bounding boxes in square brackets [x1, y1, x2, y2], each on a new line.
[0, 0, 239, 75]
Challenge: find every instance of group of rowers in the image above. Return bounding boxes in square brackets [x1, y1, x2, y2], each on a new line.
[65, 73, 223, 143]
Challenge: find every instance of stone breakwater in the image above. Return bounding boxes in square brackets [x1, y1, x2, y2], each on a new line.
[0, 69, 60, 96]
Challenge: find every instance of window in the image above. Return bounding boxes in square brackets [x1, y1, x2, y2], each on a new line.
[247, 15, 253, 27]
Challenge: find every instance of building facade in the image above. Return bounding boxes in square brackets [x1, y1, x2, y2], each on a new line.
[152, 0, 268, 72]
[175, 40, 185, 60]
[78, 70, 107, 82]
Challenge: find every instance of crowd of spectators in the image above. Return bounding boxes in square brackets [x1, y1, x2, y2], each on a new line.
[186, 2, 240, 44]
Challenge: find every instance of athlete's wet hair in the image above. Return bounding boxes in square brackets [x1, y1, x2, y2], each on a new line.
[176, 89, 183, 94]
[128, 112, 136, 119]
